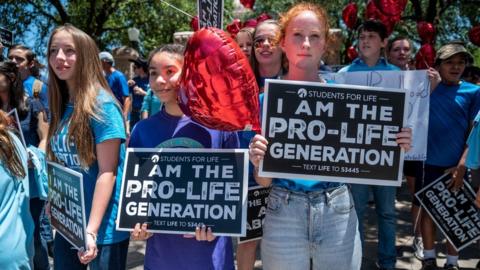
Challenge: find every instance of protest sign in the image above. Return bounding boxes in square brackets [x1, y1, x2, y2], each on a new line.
[117, 148, 249, 237]
[47, 162, 87, 250]
[0, 27, 13, 47]
[238, 186, 270, 244]
[7, 108, 26, 147]
[198, 0, 224, 29]
[323, 70, 429, 160]
[415, 173, 480, 251]
[259, 79, 406, 186]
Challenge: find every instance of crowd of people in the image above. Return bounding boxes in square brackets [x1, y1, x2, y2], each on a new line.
[0, 2, 480, 270]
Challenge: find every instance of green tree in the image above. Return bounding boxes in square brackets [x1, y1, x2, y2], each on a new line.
[0, 0, 234, 59]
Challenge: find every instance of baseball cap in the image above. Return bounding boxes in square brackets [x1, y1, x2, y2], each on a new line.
[99, 51, 115, 65]
[435, 43, 473, 64]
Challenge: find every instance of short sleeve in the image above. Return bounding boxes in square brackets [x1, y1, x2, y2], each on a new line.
[119, 74, 130, 97]
[39, 83, 49, 110]
[222, 131, 239, 149]
[91, 100, 126, 144]
[141, 90, 152, 113]
[470, 88, 480, 121]
[466, 116, 480, 169]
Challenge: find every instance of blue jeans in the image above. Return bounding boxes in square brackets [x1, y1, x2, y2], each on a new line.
[54, 234, 129, 270]
[261, 185, 362, 270]
[30, 198, 50, 270]
[351, 184, 397, 268]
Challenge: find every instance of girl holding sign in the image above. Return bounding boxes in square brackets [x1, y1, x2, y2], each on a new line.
[129, 44, 239, 270]
[248, 3, 412, 270]
[0, 110, 33, 270]
[46, 25, 130, 269]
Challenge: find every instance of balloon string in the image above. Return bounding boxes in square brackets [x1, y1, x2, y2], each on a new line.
[159, 0, 194, 18]
[417, 49, 431, 69]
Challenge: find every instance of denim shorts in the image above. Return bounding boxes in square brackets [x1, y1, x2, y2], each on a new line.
[261, 185, 362, 270]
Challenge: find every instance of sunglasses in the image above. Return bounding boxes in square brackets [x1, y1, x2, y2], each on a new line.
[253, 36, 278, 49]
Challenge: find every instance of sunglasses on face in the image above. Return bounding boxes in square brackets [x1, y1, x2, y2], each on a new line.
[253, 36, 278, 49]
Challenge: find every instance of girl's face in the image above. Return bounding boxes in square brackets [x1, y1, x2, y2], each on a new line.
[149, 52, 183, 104]
[236, 31, 253, 59]
[281, 11, 326, 71]
[388, 39, 411, 69]
[49, 30, 77, 86]
[254, 23, 283, 67]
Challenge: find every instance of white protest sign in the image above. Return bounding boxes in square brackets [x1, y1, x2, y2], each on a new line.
[323, 70, 429, 160]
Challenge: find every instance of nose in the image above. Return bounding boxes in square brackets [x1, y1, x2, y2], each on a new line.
[302, 36, 311, 49]
[55, 48, 67, 61]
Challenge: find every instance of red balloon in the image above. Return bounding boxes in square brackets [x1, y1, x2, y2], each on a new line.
[190, 16, 199, 32]
[346, 46, 358, 61]
[240, 0, 255, 9]
[417, 21, 436, 44]
[377, 0, 406, 17]
[226, 19, 242, 38]
[342, 3, 358, 30]
[415, 44, 436, 69]
[469, 25, 480, 46]
[180, 28, 261, 132]
[364, 0, 396, 35]
[256, 13, 272, 23]
[243, 18, 258, 28]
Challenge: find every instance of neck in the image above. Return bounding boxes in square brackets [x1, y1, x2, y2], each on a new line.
[259, 62, 282, 78]
[164, 102, 184, 117]
[362, 55, 381, 67]
[284, 66, 322, 82]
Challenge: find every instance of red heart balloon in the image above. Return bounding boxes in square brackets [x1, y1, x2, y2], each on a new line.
[256, 13, 272, 23]
[342, 3, 358, 30]
[469, 25, 480, 46]
[415, 44, 436, 69]
[240, 0, 255, 9]
[377, 0, 406, 17]
[190, 16, 199, 32]
[243, 18, 258, 28]
[226, 19, 242, 38]
[417, 21, 436, 44]
[365, 0, 396, 35]
[179, 28, 261, 132]
[346, 45, 358, 61]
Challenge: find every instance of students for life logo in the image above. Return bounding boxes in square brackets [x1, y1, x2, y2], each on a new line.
[297, 88, 307, 98]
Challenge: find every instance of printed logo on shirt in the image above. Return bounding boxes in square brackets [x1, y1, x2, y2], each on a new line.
[51, 124, 81, 168]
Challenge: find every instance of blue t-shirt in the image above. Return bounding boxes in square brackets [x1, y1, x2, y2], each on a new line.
[50, 90, 129, 244]
[140, 89, 163, 117]
[427, 81, 480, 167]
[23, 75, 49, 110]
[0, 132, 34, 270]
[337, 57, 400, 72]
[466, 111, 480, 169]
[129, 108, 238, 270]
[106, 70, 129, 106]
[130, 76, 149, 110]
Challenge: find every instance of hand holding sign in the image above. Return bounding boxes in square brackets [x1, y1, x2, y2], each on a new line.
[78, 234, 98, 265]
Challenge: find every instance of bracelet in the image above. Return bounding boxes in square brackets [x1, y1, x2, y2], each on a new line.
[86, 231, 97, 242]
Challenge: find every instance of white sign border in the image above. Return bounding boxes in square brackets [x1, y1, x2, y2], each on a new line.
[116, 147, 249, 237]
[259, 79, 407, 187]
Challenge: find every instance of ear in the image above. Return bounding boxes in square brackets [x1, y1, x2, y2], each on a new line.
[280, 38, 286, 53]
[381, 38, 388, 49]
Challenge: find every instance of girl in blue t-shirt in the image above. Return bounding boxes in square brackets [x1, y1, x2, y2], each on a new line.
[46, 25, 129, 269]
[129, 44, 238, 270]
[248, 3, 412, 270]
[0, 110, 33, 270]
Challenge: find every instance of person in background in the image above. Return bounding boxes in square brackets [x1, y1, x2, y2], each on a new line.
[47, 24, 130, 269]
[130, 44, 238, 270]
[235, 27, 255, 68]
[140, 88, 162, 119]
[0, 60, 50, 270]
[0, 110, 33, 270]
[127, 57, 149, 129]
[339, 19, 399, 270]
[462, 66, 480, 85]
[99, 51, 131, 134]
[418, 42, 480, 270]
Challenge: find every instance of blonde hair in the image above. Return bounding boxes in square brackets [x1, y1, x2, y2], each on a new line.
[46, 24, 118, 168]
[0, 111, 26, 178]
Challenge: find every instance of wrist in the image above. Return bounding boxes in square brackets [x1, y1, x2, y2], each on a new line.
[86, 231, 97, 243]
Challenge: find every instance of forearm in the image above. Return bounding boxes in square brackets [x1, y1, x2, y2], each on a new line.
[87, 171, 116, 234]
[123, 97, 132, 117]
[253, 167, 272, 187]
